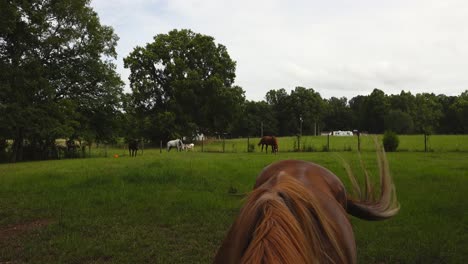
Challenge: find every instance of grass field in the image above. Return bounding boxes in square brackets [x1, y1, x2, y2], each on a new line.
[194, 134, 468, 153]
[50, 135, 468, 158]
[1, 146, 467, 263]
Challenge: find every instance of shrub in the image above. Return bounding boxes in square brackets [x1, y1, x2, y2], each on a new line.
[383, 131, 399, 152]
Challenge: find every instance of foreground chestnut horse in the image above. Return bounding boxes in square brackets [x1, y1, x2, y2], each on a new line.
[214, 147, 399, 263]
[258, 136, 278, 153]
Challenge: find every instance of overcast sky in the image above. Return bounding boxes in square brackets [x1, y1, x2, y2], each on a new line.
[90, 0, 468, 101]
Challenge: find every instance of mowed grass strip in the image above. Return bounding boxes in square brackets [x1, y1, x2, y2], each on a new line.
[0, 150, 467, 263]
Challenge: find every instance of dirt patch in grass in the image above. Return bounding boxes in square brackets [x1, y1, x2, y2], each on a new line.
[0, 219, 54, 241]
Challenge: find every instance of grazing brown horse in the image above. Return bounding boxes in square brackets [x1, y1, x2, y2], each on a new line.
[214, 145, 399, 264]
[128, 139, 139, 157]
[258, 136, 278, 154]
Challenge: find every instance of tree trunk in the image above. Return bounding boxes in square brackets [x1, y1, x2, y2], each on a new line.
[11, 127, 24, 163]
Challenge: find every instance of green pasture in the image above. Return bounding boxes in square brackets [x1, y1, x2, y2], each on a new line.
[1, 149, 467, 263]
[195, 134, 468, 153]
[50, 135, 468, 158]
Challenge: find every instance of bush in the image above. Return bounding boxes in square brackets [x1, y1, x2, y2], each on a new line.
[383, 131, 399, 152]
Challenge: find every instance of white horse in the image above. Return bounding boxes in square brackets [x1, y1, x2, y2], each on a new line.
[184, 143, 194, 151]
[167, 139, 184, 152]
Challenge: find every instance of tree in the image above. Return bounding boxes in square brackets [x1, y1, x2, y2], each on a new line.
[437, 94, 459, 134]
[365, 89, 390, 133]
[231, 100, 277, 137]
[124, 29, 244, 140]
[289, 87, 324, 135]
[384, 110, 414, 134]
[349, 95, 367, 132]
[450, 90, 468, 133]
[0, 0, 122, 162]
[389, 91, 416, 114]
[266, 88, 295, 136]
[323, 97, 353, 131]
[412, 93, 443, 134]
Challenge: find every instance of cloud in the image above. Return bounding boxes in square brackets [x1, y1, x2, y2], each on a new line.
[91, 0, 468, 100]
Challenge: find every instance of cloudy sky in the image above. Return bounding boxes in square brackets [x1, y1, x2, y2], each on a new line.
[90, 0, 468, 101]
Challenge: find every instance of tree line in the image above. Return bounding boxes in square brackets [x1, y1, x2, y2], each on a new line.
[233, 88, 468, 138]
[1, 1, 467, 162]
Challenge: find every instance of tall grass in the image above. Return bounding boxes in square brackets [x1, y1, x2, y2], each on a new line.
[0, 150, 467, 263]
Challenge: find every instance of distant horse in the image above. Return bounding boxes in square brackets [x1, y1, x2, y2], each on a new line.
[167, 139, 184, 152]
[128, 139, 139, 157]
[184, 143, 194, 151]
[214, 144, 399, 263]
[258, 136, 278, 153]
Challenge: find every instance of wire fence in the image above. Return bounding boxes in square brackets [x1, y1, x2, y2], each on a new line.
[2, 134, 467, 163]
[180, 134, 468, 153]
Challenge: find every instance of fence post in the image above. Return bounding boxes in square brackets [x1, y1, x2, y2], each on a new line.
[327, 134, 330, 151]
[160, 140, 162, 153]
[358, 133, 361, 152]
[247, 137, 250, 152]
[201, 137, 204, 152]
[424, 134, 427, 152]
[223, 136, 225, 153]
[297, 135, 301, 152]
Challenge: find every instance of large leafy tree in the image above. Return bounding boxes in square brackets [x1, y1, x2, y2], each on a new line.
[365, 89, 390, 133]
[384, 109, 414, 134]
[450, 90, 468, 133]
[349, 95, 367, 132]
[231, 100, 277, 137]
[412, 93, 443, 134]
[124, 29, 244, 140]
[437, 94, 459, 134]
[289, 87, 324, 135]
[265, 88, 295, 136]
[322, 97, 353, 132]
[0, 0, 122, 162]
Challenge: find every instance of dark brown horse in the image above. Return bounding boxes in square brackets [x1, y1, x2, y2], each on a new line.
[128, 139, 139, 157]
[214, 145, 399, 263]
[258, 136, 278, 154]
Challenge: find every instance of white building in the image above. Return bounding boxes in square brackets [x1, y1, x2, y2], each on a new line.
[331, 130, 353, 136]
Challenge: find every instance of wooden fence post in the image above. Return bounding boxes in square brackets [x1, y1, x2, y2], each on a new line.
[297, 135, 301, 152]
[424, 134, 427, 152]
[358, 133, 361, 152]
[223, 136, 225, 153]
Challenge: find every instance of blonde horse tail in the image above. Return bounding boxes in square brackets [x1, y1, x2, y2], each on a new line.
[345, 137, 400, 220]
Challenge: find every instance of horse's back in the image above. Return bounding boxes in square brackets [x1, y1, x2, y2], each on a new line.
[216, 159, 357, 263]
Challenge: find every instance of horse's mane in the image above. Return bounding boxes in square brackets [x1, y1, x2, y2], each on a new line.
[234, 176, 346, 264]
